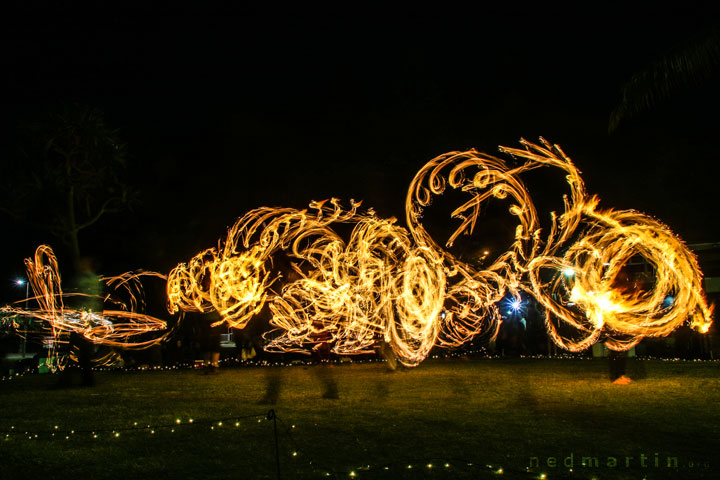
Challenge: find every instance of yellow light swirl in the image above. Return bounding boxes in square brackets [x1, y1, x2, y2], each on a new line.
[5, 138, 712, 368]
[2, 246, 170, 370]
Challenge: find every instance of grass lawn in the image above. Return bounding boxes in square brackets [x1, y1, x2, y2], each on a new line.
[0, 357, 718, 480]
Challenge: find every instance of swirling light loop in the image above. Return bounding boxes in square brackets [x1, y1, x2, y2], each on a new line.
[4, 138, 713, 367]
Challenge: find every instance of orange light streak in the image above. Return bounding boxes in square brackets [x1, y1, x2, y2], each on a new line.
[2, 245, 170, 370]
[167, 138, 712, 365]
[4, 138, 713, 368]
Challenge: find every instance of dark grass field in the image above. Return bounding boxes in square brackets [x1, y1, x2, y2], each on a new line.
[0, 357, 718, 480]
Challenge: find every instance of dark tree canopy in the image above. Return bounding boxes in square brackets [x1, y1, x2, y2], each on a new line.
[609, 25, 720, 132]
[0, 104, 137, 267]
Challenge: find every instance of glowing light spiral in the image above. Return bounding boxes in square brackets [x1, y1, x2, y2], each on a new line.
[1, 245, 170, 370]
[5, 138, 713, 367]
[166, 137, 712, 365]
[527, 208, 712, 351]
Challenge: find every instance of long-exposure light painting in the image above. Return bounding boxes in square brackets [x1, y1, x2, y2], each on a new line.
[2, 138, 713, 368]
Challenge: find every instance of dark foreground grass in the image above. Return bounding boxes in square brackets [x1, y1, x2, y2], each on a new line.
[0, 357, 718, 480]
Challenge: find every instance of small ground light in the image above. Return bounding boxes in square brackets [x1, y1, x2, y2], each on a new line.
[445, 463, 450, 468]
[176, 419, 181, 424]
[292, 452, 297, 456]
[427, 464, 433, 469]
[539, 474, 547, 479]
[349, 472, 356, 477]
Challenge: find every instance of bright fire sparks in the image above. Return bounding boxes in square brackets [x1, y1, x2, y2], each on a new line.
[4, 138, 713, 367]
[1, 245, 170, 370]
[166, 137, 712, 365]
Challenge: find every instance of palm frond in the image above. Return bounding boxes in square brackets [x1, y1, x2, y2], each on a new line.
[609, 26, 720, 133]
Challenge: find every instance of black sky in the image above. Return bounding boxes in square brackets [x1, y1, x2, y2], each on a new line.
[2, 4, 720, 300]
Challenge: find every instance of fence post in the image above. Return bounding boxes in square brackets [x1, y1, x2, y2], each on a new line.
[267, 409, 281, 480]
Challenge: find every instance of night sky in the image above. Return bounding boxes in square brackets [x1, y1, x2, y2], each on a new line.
[2, 4, 720, 302]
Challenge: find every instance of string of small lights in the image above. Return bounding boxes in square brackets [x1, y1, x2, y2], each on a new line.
[0, 411, 271, 441]
[0, 407, 568, 479]
[1, 404, 698, 479]
[275, 415, 559, 479]
[2, 352, 718, 382]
